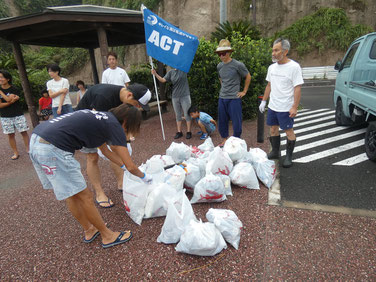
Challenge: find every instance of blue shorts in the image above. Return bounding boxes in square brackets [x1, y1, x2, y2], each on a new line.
[52, 104, 73, 118]
[29, 134, 86, 200]
[266, 109, 294, 130]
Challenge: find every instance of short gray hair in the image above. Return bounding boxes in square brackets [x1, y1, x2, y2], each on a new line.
[273, 38, 290, 51]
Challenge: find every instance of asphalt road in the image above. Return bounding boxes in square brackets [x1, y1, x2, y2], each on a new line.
[280, 85, 376, 211]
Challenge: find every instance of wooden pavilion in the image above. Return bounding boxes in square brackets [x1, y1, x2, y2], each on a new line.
[0, 5, 146, 127]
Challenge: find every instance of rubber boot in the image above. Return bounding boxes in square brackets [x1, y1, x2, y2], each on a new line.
[267, 135, 281, 159]
[282, 139, 296, 168]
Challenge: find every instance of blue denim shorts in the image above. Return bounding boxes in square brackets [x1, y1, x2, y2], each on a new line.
[52, 104, 73, 118]
[29, 134, 86, 200]
[266, 109, 294, 130]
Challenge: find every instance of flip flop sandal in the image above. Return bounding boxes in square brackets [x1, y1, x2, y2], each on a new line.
[102, 231, 132, 249]
[95, 198, 114, 208]
[11, 155, 20, 160]
[83, 231, 100, 243]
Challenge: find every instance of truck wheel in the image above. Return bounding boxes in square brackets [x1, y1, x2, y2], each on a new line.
[365, 122, 376, 162]
[335, 99, 353, 126]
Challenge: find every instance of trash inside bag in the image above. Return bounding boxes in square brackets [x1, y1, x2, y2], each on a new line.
[157, 189, 197, 244]
[175, 219, 227, 256]
[165, 165, 186, 191]
[166, 142, 191, 163]
[223, 136, 247, 162]
[197, 136, 215, 152]
[190, 174, 227, 204]
[206, 147, 233, 176]
[144, 183, 177, 218]
[122, 171, 150, 225]
[230, 162, 260, 190]
[206, 208, 243, 249]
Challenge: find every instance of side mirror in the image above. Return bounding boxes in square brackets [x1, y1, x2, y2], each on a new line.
[334, 60, 342, 71]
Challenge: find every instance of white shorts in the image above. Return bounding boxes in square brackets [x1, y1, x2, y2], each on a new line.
[1, 115, 29, 134]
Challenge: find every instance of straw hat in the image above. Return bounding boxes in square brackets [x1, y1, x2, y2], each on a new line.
[215, 39, 234, 53]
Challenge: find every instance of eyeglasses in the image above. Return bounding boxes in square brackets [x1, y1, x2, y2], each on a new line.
[217, 52, 228, 57]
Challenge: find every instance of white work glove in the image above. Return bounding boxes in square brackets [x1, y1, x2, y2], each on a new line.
[140, 173, 153, 185]
[259, 100, 267, 113]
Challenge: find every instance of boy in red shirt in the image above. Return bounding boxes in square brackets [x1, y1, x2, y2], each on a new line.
[39, 89, 52, 120]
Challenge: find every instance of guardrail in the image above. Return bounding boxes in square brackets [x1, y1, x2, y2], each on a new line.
[302, 66, 338, 80]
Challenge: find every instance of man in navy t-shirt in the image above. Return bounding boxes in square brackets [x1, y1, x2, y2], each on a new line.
[76, 83, 152, 208]
[29, 105, 152, 249]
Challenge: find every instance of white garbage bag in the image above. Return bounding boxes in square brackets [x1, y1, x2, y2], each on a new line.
[248, 147, 268, 165]
[185, 157, 206, 179]
[218, 174, 233, 196]
[157, 189, 197, 244]
[98, 143, 133, 161]
[235, 151, 253, 165]
[122, 171, 150, 225]
[144, 183, 177, 218]
[165, 165, 186, 191]
[206, 147, 233, 176]
[182, 161, 202, 193]
[206, 208, 243, 250]
[166, 142, 191, 163]
[148, 154, 175, 167]
[254, 159, 276, 189]
[223, 136, 247, 162]
[175, 219, 227, 256]
[190, 146, 205, 158]
[191, 174, 227, 204]
[230, 162, 259, 190]
[197, 136, 215, 152]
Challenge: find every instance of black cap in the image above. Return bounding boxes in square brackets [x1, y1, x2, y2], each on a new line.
[127, 83, 151, 111]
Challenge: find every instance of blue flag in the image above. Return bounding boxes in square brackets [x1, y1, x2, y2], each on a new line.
[143, 8, 199, 73]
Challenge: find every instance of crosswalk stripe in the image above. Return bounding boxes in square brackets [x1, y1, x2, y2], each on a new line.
[281, 121, 336, 137]
[294, 110, 335, 122]
[298, 108, 310, 113]
[332, 153, 369, 166]
[293, 139, 364, 163]
[292, 115, 335, 129]
[281, 125, 348, 145]
[295, 108, 331, 117]
[281, 128, 366, 156]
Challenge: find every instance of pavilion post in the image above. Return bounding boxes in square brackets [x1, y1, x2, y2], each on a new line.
[12, 41, 39, 128]
[89, 48, 99, 84]
[97, 26, 109, 71]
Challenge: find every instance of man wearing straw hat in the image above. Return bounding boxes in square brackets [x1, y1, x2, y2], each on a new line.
[215, 39, 251, 146]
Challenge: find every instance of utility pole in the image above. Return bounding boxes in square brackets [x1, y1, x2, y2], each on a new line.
[220, 0, 227, 24]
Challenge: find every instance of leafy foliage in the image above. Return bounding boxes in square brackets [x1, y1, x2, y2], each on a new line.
[0, 52, 50, 109]
[274, 7, 373, 56]
[82, 0, 161, 10]
[189, 32, 271, 120]
[211, 20, 261, 42]
[14, 0, 81, 14]
[128, 65, 155, 92]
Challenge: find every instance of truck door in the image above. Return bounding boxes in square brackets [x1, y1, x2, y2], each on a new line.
[335, 43, 360, 115]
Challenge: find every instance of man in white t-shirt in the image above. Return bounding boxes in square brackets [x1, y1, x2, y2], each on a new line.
[259, 38, 304, 168]
[101, 51, 130, 87]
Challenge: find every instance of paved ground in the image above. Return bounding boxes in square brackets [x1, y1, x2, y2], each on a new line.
[0, 105, 375, 280]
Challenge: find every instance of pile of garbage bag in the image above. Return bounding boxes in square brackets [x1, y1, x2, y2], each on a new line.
[122, 136, 276, 256]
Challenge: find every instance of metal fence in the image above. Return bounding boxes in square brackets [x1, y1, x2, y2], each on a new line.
[302, 66, 338, 80]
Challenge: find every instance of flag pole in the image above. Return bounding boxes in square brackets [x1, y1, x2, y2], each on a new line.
[141, 4, 166, 141]
[149, 56, 166, 141]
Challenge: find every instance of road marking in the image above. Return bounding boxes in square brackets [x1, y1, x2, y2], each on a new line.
[298, 108, 310, 113]
[293, 139, 364, 163]
[332, 153, 369, 166]
[281, 128, 366, 156]
[281, 125, 348, 145]
[293, 115, 334, 128]
[295, 108, 331, 117]
[294, 110, 335, 122]
[281, 121, 336, 137]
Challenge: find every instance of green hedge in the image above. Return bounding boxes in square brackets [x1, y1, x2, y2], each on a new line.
[188, 32, 271, 120]
[274, 7, 373, 56]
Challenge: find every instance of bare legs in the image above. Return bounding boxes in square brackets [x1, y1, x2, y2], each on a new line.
[7, 131, 29, 158]
[21, 131, 29, 152]
[110, 161, 124, 191]
[66, 188, 130, 244]
[86, 153, 114, 207]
